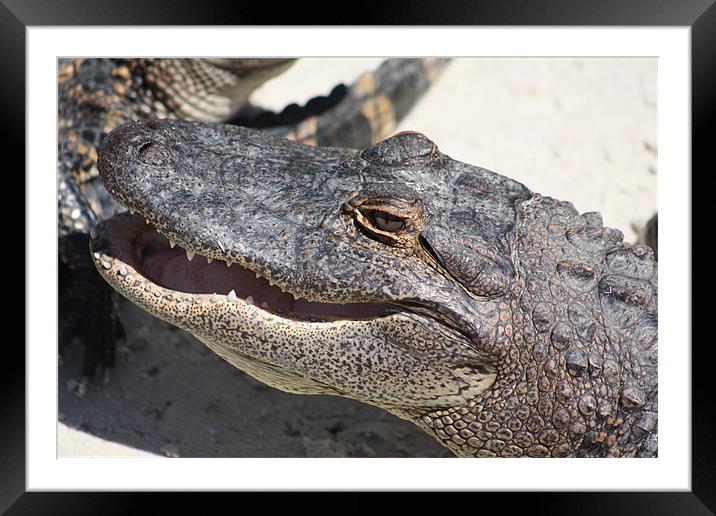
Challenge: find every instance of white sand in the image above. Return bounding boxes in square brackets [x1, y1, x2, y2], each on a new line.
[59, 422, 159, 457]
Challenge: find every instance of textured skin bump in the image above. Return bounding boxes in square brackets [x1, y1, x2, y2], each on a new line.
[93, 119, 657, 458]
[360, 130, 440, 166]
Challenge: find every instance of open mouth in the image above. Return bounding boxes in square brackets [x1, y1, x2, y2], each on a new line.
[91, 212, 391, 323]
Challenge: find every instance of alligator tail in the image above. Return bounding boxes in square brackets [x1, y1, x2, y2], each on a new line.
[275, 58, 451, 148]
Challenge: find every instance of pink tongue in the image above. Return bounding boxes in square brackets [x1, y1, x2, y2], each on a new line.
[144, 250, 231, 293]
[139, 246, 387, 319]
[141, 248, 295, 312]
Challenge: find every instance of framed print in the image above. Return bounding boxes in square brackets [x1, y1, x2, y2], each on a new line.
[4, 0, 707, 512]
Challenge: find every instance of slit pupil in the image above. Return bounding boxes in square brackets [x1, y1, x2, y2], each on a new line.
[370, 211, 404, 232]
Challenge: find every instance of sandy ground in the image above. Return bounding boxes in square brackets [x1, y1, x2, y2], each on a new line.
[58, 58, 657, 458]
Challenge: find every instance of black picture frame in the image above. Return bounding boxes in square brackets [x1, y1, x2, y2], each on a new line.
[3, 0, 706, 513]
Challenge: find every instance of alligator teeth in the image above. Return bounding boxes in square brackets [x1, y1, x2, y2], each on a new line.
[90, 229, 97, 239]
[246, 296, 254, 305]
[255, 272, 260, 279]
[207, 257, 213, 263]
[119, 265, 128, 276]
[93, 252, 101, 259]
[210, 293, 219, 303]
[129, 207, 135, 215]
[260, 302, 269, 309]
[227, 290, 237, 302]
[169, 240, 176, 248]
[186, 250, 195, 261]
[101, 260, 111, 270]
[145, 218, 150, 224]
[226, 261, 232, 268]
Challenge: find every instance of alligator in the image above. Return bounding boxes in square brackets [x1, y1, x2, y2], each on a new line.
[90, 119, 658, 458]
[58, 57, 447, 383]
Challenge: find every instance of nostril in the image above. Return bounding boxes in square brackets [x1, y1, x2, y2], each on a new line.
[136, 140, 170, 167]
[137, 141, 154, 155]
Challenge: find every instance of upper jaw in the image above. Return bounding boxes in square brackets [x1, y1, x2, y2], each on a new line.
[96, 119, 363, 298]
[95, 119, 505, 339]
[97, 119, 439, 307]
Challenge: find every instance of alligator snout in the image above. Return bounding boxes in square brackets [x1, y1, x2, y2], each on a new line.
[99, 119, 173, 165]
[97, 120, 182, 208]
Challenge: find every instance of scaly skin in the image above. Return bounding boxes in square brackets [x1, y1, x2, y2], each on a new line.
[91, 119, 657, 458]
[58, 57, 446, 379]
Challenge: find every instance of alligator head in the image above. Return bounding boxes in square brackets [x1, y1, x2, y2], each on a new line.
[92, 119, 657, 457]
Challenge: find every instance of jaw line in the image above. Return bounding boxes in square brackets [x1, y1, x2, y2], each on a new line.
[89, 211, 396, 328]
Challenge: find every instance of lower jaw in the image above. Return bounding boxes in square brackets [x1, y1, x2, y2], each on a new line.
[90, 212, 391, 324]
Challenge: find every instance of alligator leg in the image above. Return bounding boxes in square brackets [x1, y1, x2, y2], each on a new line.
[79, 266, 117, 378]
[59, 232, 121, 391]
[58, 259, 81, 356]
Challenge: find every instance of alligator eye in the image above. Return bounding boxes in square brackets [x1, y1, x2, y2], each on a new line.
[347, 194, 422, 245]
[371, 211, 405, 232]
